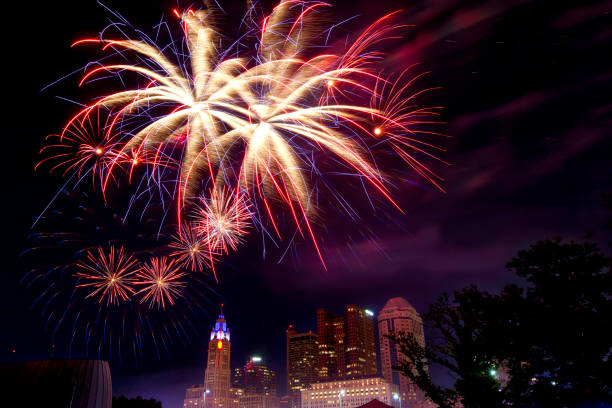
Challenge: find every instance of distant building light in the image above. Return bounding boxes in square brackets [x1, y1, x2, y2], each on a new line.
[365, 310, 374, 317]
[252, 356, 262, 362]
[489, 369, 497, 377]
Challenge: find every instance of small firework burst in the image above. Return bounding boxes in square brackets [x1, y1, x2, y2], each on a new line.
[36, 106, 118, 187]
[194, 188, 252, 255]
[169, 224, 214, 272]
[74, 246, 139, 305]
[135, 257, 186, 309]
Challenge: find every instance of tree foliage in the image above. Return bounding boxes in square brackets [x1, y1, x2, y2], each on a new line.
[113, 395, 162, 408]
[390, 238, 612, 408]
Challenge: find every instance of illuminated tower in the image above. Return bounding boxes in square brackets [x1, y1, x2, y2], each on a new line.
[242, 356, 277, 396]
[317, 305, 378, 380]
[345, 305, 377, 377]
[286, 326, 318, 395]
[378, 297, 425, 407]
[316, 309, 345, 379]
[204, 306, 232, 408]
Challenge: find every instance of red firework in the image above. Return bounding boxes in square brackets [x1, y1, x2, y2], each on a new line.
[193, 188, 252, 255]
[135, 257, 186, 309]
[74, 246, 139, 305]
[36, 106, 120, 188]
[169, 224, 215, 272]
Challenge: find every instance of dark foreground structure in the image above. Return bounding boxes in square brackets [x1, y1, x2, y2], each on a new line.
[0, 359, 112, 408]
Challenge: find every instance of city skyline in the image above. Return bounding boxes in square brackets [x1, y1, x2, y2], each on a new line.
[184, 297, 430, 408]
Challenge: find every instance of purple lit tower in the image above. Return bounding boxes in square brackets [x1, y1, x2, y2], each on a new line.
[204, 306, 232, 408]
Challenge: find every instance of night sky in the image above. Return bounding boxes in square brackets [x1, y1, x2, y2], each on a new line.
[2, 1, 611, 407]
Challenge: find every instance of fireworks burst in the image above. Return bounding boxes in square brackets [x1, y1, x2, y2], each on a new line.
[27, 0, 446, 359]
[74, 246, 139, 306]
[36, 106, 117, 187]
[194, 188, 252, 255]
[136, 257, 186, 309]
[22, 191, 218, 360]
[169, 224, 214, 272]
[59, 0, 444, 262]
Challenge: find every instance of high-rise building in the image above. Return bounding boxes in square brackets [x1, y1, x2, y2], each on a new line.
[229, 387, 245, 408]
[317, 306, 377, 380]
[345, 306, 378, 378]
[234, 356, 277, 396]
[317, 309, 345, 379]
[286, 325, 318, 395]
[377, 298, 425, 408]
[239, 394, 280, 408]
[184, 385, 207, 408]
[233, 367, 245, 389]
[301, 377, 399, 408]
[204, 309, 232, 408]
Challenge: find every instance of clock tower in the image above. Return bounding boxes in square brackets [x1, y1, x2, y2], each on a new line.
[204, 305, 231, 408]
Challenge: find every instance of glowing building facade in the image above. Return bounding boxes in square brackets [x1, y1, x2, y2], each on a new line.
[345, 306, 377, 378]
[239, 394, 281, 408]
[317, 306, 377, 380]
[184, 385, 207, 408]
[234, 356, 277, 396]
[317, 309, 345, 379]
[287, 326, 319, 395]
[377, 298, 425, 408]
[301, 377, 399, 408]
[204, 311, 232, 408]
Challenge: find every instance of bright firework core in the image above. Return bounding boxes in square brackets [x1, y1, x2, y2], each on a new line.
[42, 0, 444, 280]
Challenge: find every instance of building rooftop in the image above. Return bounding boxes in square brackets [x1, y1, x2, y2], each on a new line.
[356, 399, 394, 408]
[380, 297, 416, 312]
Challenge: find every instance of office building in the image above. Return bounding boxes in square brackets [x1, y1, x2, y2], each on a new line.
[301, 377, 399, 408]
[345, 306, 377, 378]
[233, 367, 245, 389]
[229, 387, 245, 408]
[287, 325, 319, 394]
[233, 356, 277, 396]
[317, 306, 377, 380]
[377, 298, 425, 408]
[239, 394, 281, 408]
[184, 385, 207, 408]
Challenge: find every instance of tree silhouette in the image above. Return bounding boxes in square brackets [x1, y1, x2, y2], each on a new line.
[390, 238, 612, 407]
[113, 395, 162, 408]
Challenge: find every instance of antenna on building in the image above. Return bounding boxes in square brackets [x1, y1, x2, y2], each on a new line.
[220, 303, 224, 316]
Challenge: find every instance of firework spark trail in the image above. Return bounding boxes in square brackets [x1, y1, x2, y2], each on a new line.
[74, 246, 139, 306]
[25, 0, 448, 362]
[135, 257, 186, 309]
[43, 0, 445, 270]
[169, 223, 215, 272]
[194, 187, 252, 255]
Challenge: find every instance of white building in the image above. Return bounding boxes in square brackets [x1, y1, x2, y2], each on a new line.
[377, 298, 426, 408]
[239, 394, 281, 408]
[184, 385, 206, 408]
[301, 377, 399, 408]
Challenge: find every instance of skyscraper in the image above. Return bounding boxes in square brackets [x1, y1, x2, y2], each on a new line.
[234, 356, 277, 396]
[317, 305, 377, 380]
[345, 305, 378, 378]
[286, 325, 318, 395]
[204, 309, 232, 408]
[184, 385, 207, 408]
[317, 309, 345, 379]
[233, 367, 245, 389]
[377, 297, 425, 408]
